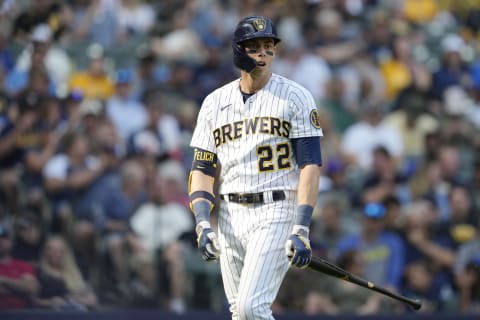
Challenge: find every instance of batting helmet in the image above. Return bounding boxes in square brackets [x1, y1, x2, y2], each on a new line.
[232, 16, 281, 72]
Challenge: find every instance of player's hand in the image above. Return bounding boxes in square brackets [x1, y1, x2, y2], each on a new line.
[196, 221, 221, 261]
[285, 225, 311, 268]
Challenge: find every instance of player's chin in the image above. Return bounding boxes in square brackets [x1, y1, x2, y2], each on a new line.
[251, 64, 269, 75]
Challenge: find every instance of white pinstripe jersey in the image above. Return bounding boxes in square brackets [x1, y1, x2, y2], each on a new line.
[190, 73, 323, 194]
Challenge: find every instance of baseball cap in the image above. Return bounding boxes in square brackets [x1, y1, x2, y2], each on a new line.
[31, 23, 52, 43]
[67, 90, 84, 103]
[115, 69, 132, 85]
[0, 223, 10, 237]
[441, 33, 464, 54]
[363, 203, 386, 219]
[87, 43, 105, 60]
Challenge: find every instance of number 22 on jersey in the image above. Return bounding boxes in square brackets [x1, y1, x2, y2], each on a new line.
[256, 142, 291, 172]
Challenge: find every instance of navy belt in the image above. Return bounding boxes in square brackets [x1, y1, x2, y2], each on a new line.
[220, 191, 286, 204]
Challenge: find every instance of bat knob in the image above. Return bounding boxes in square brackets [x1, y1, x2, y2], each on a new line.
[412, 299, 422, 310]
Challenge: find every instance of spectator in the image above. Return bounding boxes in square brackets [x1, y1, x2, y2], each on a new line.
[34, 235, 97, 310]
[20, 97, 65, 213]
[274, 42, 331, 103]
[11, 213, 46, 266]
[106, 68, 148, 142]
[385, 91, 439, 163]
[62, 90, 85, 133]
[456, 254, 480, 314]
[97, 160, 155, 305]
[360, 146, 411, 206]
[336, 203, 405, 290]
[116, 0, 156, 37]
[130, 45, 165, 102]
[401, 260, 449, 313]
[310, 197, 357, 259]
[400, 200, 456, 309]
[5, 38, 53, 96]
[42, 132, 112, 234]
[379, 36, 413, 101]
[321, 75, 358, 134]
[68, 43, 114, 100]
[156, 160, 189, 208]
[0, 91, 44, 214]
[311, 249, 382, 315]
[130, 168, 193, 312]
[312, 8, 362, 67]
[42, 131, 115, 281]
[128, 91, 183, 162]
[436, 185, 478, 249]
[430, 34, 470, 101]
[192, 37, 237, 104]
[340, 99, 403, 172]
[0, 223, 39, 310]
[15, 23, 72, 97]
[68, 0, 120, 49]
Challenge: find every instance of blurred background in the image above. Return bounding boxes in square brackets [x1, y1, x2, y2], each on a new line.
[0, 0, 480, 318]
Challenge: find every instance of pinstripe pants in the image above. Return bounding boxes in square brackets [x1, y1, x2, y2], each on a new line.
[218, 191, 296, 320]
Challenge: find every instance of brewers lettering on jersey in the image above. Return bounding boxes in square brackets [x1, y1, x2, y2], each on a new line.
[189, 15, 322, 320]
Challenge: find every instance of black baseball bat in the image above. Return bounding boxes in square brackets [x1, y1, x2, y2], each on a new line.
[308, 255, 422, 310]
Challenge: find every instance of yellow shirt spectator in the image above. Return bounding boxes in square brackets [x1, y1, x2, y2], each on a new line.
[404, 0, 438, 23]
[380, 59, 412, 101]
[69, 43, 114, 100]
[69, 72, 114, 101]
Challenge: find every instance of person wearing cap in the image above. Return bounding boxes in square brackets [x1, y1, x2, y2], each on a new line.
[106, 68, 148, 142]
[430, 33, 470, 101]
[14, 23, 72, 97]
[68, 43, 114, 100]
[336, 202, 405, 290]
[0, 223, 39, 309]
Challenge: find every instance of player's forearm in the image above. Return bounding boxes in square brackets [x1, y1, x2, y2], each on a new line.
[292, 164, 321, 234]
[189, 170, 215, 202]
[189, 170, 215, 225]
[297, 164, 321, 207]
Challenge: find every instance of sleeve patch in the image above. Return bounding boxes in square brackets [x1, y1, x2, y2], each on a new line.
[310, 109, 321, 129]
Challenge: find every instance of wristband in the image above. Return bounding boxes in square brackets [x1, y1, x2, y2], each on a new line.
[295, 204, 314, 227]
[189, 190, 215, 204]
[192, 200, 211, 225]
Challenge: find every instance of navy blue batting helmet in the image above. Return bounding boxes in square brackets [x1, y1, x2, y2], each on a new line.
[232, 16, 281, 72]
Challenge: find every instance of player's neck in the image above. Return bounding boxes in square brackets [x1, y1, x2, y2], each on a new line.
[239, 71, 271, 94]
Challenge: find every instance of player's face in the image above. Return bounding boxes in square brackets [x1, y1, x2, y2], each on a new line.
[242, 38, 276, 74]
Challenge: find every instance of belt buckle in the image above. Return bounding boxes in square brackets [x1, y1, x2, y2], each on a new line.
[237, 194, 249, 204]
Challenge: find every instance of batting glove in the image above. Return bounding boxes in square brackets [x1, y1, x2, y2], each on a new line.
[285, 225, 312, 268]
[196, 221, 221, 261]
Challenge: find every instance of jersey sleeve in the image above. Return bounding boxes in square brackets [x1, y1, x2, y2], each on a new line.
[190, 94, 217, 153]
[288, 86, 323, 139]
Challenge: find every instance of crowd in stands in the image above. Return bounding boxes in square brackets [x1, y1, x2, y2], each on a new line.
[0, 0, 480, 316]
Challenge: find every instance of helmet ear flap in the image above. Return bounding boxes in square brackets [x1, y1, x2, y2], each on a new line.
[232, 42, 257, 73]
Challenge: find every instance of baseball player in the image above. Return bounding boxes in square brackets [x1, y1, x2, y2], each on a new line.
[189, 15, 323, 319]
